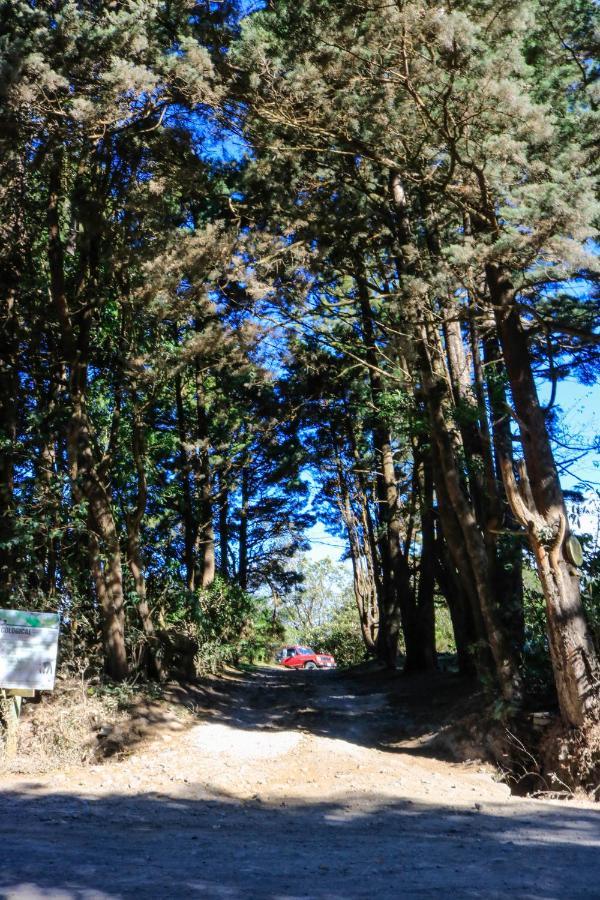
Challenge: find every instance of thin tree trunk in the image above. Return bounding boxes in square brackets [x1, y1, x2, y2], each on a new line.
[35, 423, 58, 598]
[442, 307, 487, 527]
[434, 533, 474, 676]
[429, 436, 488, 673]
[412, 293, 517, 694]
[0, 286, 17, 603]
[354, 266, 417, 669]
[72, 389, 128, 680]
[479, 316, 524, 656]
[374, 427, 416, 669]
[356, 489, 380, 653]
[33, 346, 65, 600]
[175, 371, 196, 592]
[420, 340, 521, 702]
[194, 363, 215, 590]
[238, 466, 249, 591]
[416, 448, 437, 670]
[218, 471, 229, 579]
[126, 398, 163, 679]
[389, 174, 521, 699]
[345, 415, 384, 637]
[332, 435, 378, 654]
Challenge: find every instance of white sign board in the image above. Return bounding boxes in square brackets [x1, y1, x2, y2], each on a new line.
[0, 609, 60, 691]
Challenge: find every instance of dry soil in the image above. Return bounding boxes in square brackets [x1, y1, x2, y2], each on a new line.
[0, 666, 598, 899]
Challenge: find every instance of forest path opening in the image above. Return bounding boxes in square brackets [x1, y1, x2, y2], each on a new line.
[0, 667, 598, 898]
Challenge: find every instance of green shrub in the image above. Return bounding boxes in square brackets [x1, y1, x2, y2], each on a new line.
[518, 547, 600, 703]
[300, 598, 368, 669]
[194, 577, 284, 673]
[521, 566, 556, 701]
[434, 602, 456, 654]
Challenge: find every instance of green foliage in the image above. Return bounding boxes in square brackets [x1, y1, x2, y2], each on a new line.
[238, 608, 286, 665]
[194, 576, 284, 673]
[87, 679, 164, 710]
[581, 535, 600, 650]
[520, 567, 554, 699]
[280, 556, 354, 632]
[300, 598, 368, 669]
[197, 577, 256, 645]
[434, 603, 456, 655]
[520, 529, 600, 701]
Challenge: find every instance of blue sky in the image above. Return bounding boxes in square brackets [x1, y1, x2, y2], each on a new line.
[305, 378, 600, 565]
[540, 381, 599, 490]
[306, 521, 347, 563]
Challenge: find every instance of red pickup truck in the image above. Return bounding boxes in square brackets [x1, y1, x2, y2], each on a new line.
[276, 645, 336, 670]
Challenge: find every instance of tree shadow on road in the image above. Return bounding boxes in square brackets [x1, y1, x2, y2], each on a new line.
[0, 782, 598, 899]
[168, 666, 485, 762]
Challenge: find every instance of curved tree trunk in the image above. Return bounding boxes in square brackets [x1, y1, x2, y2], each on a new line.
[487, 264, 600, 725]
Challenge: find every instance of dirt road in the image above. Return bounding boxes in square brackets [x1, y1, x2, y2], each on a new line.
[0, 667, 598, 899]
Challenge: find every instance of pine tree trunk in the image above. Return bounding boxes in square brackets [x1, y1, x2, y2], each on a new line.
[175, 371, 196, 592]
[345, 415, 383, 646]
[333, 441, 378, 654]
[356, 488, 380, 653]
[127, 532, 162, 679]
[429, 422, 494, 677]
[479, 320, 524, 656]
[47, 151, 128, 680]
[416, 450, 437, 670]
[89, 524, 128, 681]
[422, 356, 521, 701]
[35, 430, 59, 598]
[218, 472, 229, 579]
[126, 403, 163, 679]
[374, 426, 419, 670]
[194, 364, 215, 589]
[388, 175, 520, 696]
[443, 308, 487, 525]
[0, 286, 17, 604]
[78, 430, 129, 681]
[238, 466, 249, 591]
[487, 264, 600, 725]
[34, 349, 65, 600]
[434, 535, 475, 676]
[354, 267, 417, 669]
